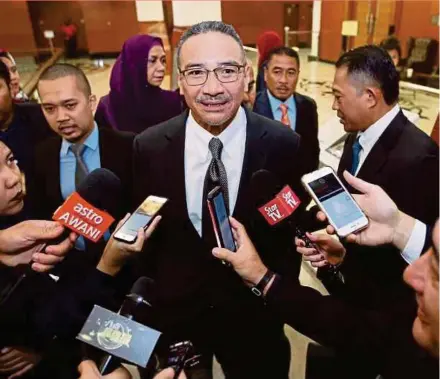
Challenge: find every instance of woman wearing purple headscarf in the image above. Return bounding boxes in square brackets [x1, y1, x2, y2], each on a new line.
[95, 35, 183, 133]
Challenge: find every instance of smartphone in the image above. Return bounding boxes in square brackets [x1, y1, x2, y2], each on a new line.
[167, 341, 194, 379]
[295, 227, 317, 249]
[301, 167, 368, 237]
[207, 186, 236, 252]
[114, 195, 168, 243]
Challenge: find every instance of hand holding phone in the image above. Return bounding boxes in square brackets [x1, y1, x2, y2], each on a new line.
[301, 167, 368, 238]
[114, 196, 168, 243]
[207, 187, 236, 252]
[167, 341, 200, 379]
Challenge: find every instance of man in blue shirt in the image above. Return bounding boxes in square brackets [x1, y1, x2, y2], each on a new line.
[253, 46, 320, 175]
[30, 64, 134, 255]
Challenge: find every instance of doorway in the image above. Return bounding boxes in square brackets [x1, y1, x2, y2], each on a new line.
[284, 1, 313, 48]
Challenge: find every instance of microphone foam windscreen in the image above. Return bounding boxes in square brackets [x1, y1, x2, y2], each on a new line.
[250, 169, 281, 207]
[76, 168, 122, 216]
[130, 276, 154, 299]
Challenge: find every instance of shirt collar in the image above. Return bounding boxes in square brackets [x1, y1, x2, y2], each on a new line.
[186, 107, 246, 160]
[358, 104, 400, 151]
[61, 123, 99, 157]
[267, 89, 295, 110]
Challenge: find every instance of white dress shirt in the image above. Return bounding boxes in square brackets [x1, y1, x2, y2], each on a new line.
[355, 104, 400, 175]
[401, 220, 427, 264]
[355, 104, 425, 262]
[184, 107, 247, 236]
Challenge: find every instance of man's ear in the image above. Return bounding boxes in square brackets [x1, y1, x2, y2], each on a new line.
[177, 74, 183, 91]
[244, 64, 250, 91]
[364, 86, 380, 109]
[89, 94, 97, 112]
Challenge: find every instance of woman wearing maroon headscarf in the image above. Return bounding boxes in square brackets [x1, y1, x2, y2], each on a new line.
[255, 31, 283, 93]
[95, 35, 183, 133]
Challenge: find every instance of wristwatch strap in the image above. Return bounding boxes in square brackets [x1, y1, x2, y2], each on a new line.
[251, 269, 275, 297]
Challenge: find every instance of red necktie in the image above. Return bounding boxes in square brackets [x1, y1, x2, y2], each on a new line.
[280, 104, 291, 127]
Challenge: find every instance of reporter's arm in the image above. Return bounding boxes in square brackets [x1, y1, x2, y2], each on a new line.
[97, 215, 161, 276]
[0, 220, 76, 272]
[213, 217, 411, 364]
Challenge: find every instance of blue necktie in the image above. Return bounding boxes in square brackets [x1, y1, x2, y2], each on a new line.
[351, 137, 362, 175]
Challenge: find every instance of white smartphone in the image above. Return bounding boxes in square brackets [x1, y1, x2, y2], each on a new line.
[301, 167, 369, 237]
[114, 195, 168, 243]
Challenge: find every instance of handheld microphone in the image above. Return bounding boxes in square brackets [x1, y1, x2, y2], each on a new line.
[0, 169, 122, 306]
[250, 170, 301, 227]
[97, 277, 154, 374]
[52, 168, 121, 243]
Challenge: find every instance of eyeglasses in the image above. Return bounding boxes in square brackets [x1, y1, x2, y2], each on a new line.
[179, 64, 245, 86]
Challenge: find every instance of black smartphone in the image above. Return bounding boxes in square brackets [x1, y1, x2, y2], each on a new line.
[295, 226, 317, 249]
[114, 195, 168, 243]
[207, 186, 236, 252]
[167, 340, 193, 379]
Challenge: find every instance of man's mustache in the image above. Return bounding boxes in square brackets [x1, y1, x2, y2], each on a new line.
[196, 95, 232, 103]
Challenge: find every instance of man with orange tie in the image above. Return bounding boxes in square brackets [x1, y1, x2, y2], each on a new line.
[253, 46, 320, 174]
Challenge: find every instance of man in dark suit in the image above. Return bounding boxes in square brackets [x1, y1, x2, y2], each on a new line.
[131, 21, 305, 379]
[253, 46, 320, 174]
[28, 65, 134, 348]
[306, 45, 439, 308]
[296, 45, 439, 378]
[30, 64, 133, 257]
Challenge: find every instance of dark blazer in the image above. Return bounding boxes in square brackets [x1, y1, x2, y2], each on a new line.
[267, 275, 439, 379]
[31, 127, 134, 222]
[130, 108, 305, 377]
[253, 90, 320, 175]
[323, 110, 439, 308]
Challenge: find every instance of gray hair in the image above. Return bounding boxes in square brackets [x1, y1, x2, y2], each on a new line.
[176, 21, 245, 69]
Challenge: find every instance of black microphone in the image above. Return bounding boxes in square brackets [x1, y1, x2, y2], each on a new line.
[250, 169, 283, 208]
[76, 168, 122, 218]
[250, 169, 302, 230]
[99, 276, 153, 375]
[0, 169, 122, 306]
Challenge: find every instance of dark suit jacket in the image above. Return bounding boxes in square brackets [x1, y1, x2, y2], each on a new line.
[31, 127, 134, 221]
[130, 108, 305, 352]
[267, 275, 439, 379]
[253, 90, 320, 175]
[323, 110, 439, 308]
[29, 127, 134, 268]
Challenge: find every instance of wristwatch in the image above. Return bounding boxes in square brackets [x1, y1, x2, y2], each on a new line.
[251, 269, 275, 297]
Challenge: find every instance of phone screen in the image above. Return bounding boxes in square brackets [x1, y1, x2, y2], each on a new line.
[212, 192, 236, 251]
[308, 173, 364, 229]
[120, 212, 152, 235]
[116, 196, 167, 241]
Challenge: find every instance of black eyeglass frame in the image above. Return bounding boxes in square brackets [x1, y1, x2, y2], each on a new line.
[179, 64, 246, 86]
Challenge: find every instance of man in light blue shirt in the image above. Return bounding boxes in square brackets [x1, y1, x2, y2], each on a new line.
[253, 46, 320, 173]
[33, 64, 134, 252]
[59, 123, 101, 250]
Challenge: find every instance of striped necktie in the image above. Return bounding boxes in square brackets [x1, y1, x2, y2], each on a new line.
[279, 103, 291, 127]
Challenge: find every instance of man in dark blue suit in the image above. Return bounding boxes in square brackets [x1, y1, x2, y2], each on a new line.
[253, 46, 320, 175]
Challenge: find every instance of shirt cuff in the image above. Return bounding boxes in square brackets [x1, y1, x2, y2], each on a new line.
[401, 220, 426, 264]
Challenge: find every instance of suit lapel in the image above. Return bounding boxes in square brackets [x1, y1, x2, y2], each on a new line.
[338, 133, 356, 184]
[233, 109, 268, 219]
[48, 137, 63, 205]
[98, 128, 109, 168]
[356, 111, 406, 184]
[259, 91, 275, 119]
[163, 111, 191, 224]
[293, 93, 304, 134]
